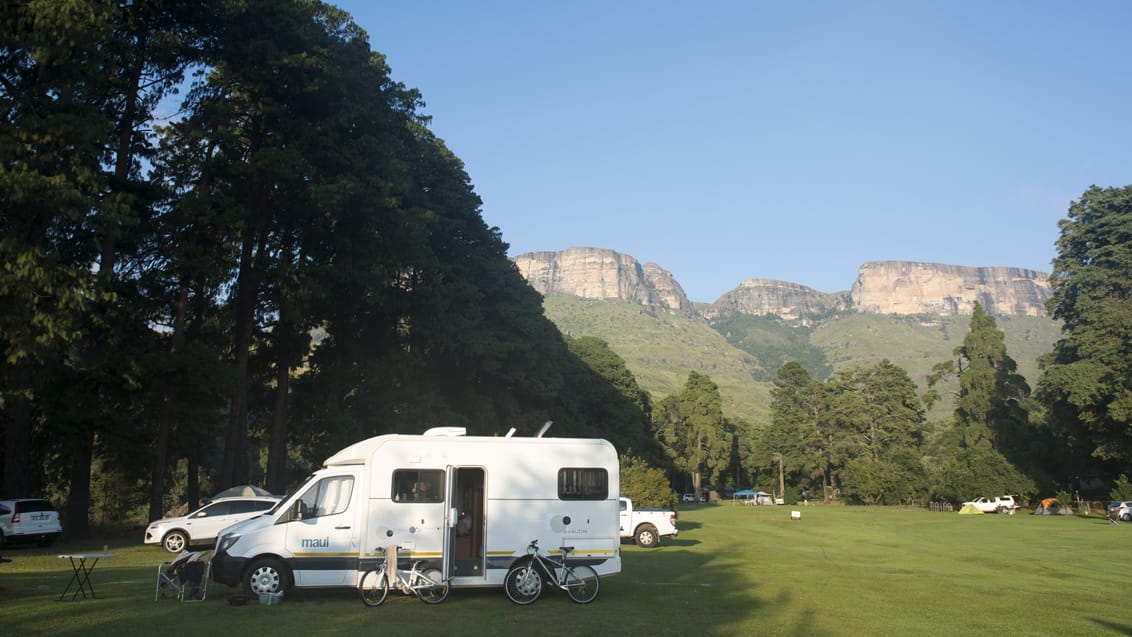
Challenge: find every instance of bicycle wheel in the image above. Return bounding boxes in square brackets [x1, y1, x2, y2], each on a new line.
[504, 562, 542, 605]
[416, 568, 449, 604]
[563, 564, 599, 604]
[359, 568, 389, 607]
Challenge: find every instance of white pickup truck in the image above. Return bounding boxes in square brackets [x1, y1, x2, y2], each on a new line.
[961, 495, 1019, 514]
[619, 497, 678, 548]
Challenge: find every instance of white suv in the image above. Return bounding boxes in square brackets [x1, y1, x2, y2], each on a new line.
[961, 495, 1019, 514]
[0, 498, 63, 549]
[144, 496, 281, 552]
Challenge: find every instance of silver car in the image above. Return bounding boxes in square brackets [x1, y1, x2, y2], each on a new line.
[1112, 501, 1132, 522]
[145, 496, 281, 552]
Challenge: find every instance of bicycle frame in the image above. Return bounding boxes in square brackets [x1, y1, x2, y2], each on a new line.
[530, 549, 576, 590]
[503, 539, 599, 605]
[360, 548, 448, 607]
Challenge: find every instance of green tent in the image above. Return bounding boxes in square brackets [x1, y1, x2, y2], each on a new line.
[958, 503, 984, 515]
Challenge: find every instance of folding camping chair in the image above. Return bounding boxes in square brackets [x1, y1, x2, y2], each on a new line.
[155, 551, 211, 602]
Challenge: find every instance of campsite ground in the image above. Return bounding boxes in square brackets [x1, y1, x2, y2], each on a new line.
[1, 504, 1127, 636]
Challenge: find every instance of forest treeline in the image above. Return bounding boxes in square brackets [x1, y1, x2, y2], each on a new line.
[4, 2, 1131, 532]
[643, 182, 1132, 508]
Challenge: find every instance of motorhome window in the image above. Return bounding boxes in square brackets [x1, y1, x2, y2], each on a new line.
[558, 468, 608, 500]
[392, 470, 443, 503]
[299, 475, 354, 518]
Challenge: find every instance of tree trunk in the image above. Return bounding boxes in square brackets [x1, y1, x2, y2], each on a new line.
[101, 15, 149, 272]
[221, 224, 267, 488]
[2, 365, 32, 498]
[266, 236, 295, 493]
[148, 411, 171, 522]
[148, 282, 190, 521]
[66, 431, 95, 538]
[187, 442, 201, 512]
[267, 358, 289, 494]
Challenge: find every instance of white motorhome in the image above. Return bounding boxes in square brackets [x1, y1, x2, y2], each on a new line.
[211, 426, 621, 597]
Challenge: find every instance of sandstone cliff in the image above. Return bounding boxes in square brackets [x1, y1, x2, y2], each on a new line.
[512, 247, 696, 316]
[851, 261, 1051, 317]
[705, 279, 850, 321]
[513, 248, 1052, 318]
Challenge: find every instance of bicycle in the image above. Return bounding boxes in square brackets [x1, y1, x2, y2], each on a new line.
[503, 539, 599, 605]
[359, 547, 449, 606]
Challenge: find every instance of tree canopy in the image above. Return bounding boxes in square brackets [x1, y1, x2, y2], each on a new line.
[1039, 185, 1132, 464]
[0, 0, 654, 528]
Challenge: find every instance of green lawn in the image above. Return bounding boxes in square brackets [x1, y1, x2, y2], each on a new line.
[2, 505, 1128, 636]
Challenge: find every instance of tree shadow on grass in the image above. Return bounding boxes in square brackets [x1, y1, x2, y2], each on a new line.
[1087, 618, 1132, 636]
[616, 546, 830, 636]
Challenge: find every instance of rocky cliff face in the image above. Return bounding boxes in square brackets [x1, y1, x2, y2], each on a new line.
[851, 261, 1051, 317]
[513, 249, 1052, 319]
[512, 247, 696, 316]
[705, 279, 850, 321]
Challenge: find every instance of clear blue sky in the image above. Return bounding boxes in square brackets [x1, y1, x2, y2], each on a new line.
[336, 1, 1131, 302]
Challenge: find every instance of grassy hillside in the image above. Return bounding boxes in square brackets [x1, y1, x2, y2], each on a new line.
[543, 296, 771, 423]
[543, 296, 1063, 425]
[709, 313, 834, 381]
[810, 313, 1060, 381]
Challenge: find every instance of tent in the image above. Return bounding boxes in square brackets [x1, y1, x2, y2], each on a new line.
[211, 484, 273, 500]
[1032, 497, 1073, 515]
[958, 503, 984, 515]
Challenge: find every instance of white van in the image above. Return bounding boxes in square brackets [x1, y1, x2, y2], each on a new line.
[211, 426, 621, 597]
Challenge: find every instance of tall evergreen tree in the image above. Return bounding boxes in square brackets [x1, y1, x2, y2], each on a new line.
[928, 302, 1031, 451]
[1039, 185, 1132, 464]
[764, 362, 826, 496]
[827, 361, 927, 504]
[653, 371, 731, 496]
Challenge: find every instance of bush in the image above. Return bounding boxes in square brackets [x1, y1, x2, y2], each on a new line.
[620, 456, 676, 508]
[1109, 474, 1132, 501]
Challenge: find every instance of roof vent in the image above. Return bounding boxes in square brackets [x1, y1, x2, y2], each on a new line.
[423, 427, 467, 437]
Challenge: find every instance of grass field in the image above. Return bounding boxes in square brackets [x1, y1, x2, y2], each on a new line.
[2, 504, 1128, 636]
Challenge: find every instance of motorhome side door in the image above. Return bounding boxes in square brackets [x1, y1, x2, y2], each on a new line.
[447, 466, 486, 579]
[284, 471, 362, 586]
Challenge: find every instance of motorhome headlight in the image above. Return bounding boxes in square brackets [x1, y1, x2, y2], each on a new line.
[216, 532, 240, 554]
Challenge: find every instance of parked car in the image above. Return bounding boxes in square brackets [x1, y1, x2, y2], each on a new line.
[144, 496, 281, 552]
[961, 495, 1019, 514]
[619, 497, 678, 548]
[1111, 501, 1132, 522]
[0, 498, 62, 549]
[681, 493, 696, 503]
